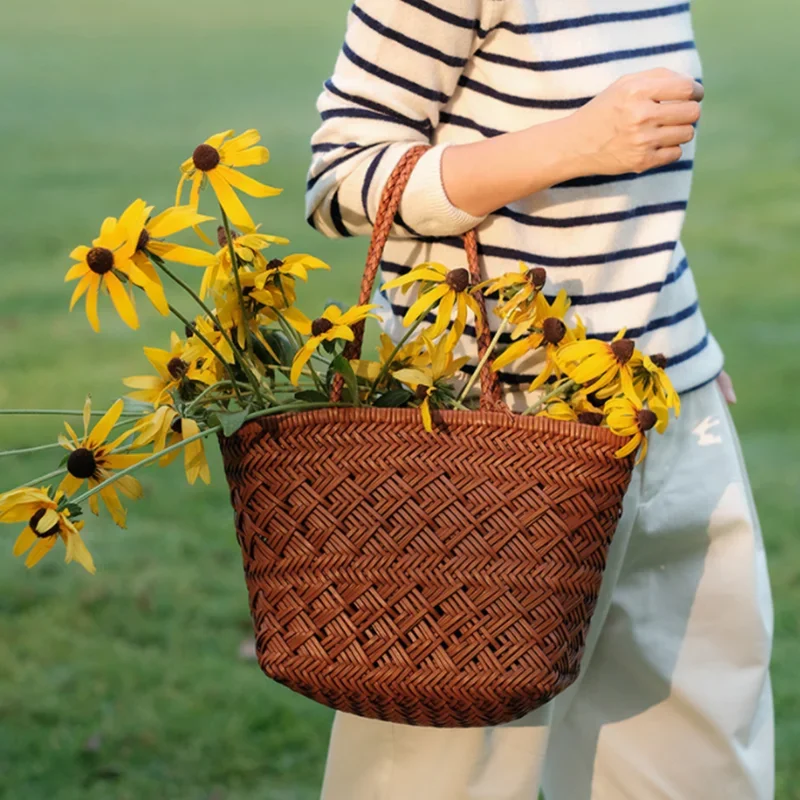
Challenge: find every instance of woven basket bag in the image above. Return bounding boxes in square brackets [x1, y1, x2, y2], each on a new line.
[219, 145, 635, 728]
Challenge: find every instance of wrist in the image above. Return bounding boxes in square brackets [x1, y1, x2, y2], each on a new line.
[543, 113, 597, 181]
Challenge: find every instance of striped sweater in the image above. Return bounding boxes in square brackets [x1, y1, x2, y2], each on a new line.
[305, 0, 724, 399]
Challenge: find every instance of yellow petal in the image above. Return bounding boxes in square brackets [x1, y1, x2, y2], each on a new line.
[290, 342, 318, 385]
[89, 399, 124, 447]
[69, 273, 95, 311]
[403, 284, 449, 328]
[420, 399, 433, 433]
[148, 240, 216, 267]
[25, 535, 57, 569]
[65, 261, 90, 282]
[207, 170, 256, 231]
[105, 273, 140, 330]
[12, 526, 36, 557]
[65, 530, 96, 574]
[220, 128, 261, 154]
[99, 485, 127, 528]
[224, 146, 270, 168]
[215, 164, 282, 199]
[147, 206, 215, 238]
[85, 279, 101, 332]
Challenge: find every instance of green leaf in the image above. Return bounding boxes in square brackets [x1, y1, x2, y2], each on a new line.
[373, 389, 414, 408]
[258, 329, 296, 367]
[330, 355, 360, 407]
[295, 390, 330, 403]
[63, 502, 84, 519]
[215, 408, 249, 437]
[122, 397, 154, 416]
[320, 338, 338, 354]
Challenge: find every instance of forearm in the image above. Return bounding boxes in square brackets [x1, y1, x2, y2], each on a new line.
[440, 116, 590, 218]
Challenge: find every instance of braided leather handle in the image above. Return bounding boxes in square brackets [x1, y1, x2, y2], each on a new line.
[331, 144, 503, 409]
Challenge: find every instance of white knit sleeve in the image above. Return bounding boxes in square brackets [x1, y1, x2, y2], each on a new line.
[304, 0, 490, 240]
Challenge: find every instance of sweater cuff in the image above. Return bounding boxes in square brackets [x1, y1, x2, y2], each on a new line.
[398, 143, 488, 237]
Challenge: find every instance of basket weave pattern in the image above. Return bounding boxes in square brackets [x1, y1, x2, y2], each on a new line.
[220, 145, 635, 727]
[221, 408, 632, 727]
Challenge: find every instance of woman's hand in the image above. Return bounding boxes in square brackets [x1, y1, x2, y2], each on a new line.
[717, 371, 737, 405]
[567, 67, 704, 177]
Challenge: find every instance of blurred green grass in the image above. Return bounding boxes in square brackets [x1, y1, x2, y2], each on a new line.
[0, 0, 797, 797]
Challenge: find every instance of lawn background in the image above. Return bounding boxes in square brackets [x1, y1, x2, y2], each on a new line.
[0, 1, 797, 798]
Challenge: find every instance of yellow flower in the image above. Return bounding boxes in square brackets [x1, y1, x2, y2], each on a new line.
[184, 316, 235, 369]
[558, 330, 641, 401]
[58, 397, 147, 529]
[392, 336, 470, 432]
[286, 304, 382, 385]
[631, 353, 681, 417]
[250, 253, 330, 306]
[124, 332, 217, 406]
[605, 394, 669, 464]
[66, 208, 151, 332]
[0, 487, 94, 573]
[132, 406, 210, 486]
[476, 262, 548, 322]
[214, 274, 277, 354]
[353, 333, 426, 384]
[126, 203, 217, 312]
[200, 226, 290, 300]
[176, 129, 282, 232]
[382, 262, 484, 350]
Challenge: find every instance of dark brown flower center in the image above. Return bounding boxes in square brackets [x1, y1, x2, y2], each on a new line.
[415, 385, 429, 401]
[86, 247, 114, 275]
[266, 258, 284, 271]
[637, 409, 657, 432]
[136, 228, 151, 252]
[577, 411, 604, 427]
[29, 508, 60, 539]
[542, 317, 567, 345]
[67, 447, 97, 480]
[526, 267, 547, 289]
[650, 353, 668, 370]
[311, 318, 334, 337]
[610, 338, 635, 365]
[444, 268, 470, 293]
[167, 357, 189, 380]
[217, 225, 240, 248]
[193, 143, 221, 172]
[184, 324, 195, 339]
[171, 417, 183, 434]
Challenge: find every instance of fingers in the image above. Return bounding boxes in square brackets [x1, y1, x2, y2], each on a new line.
[651, 146, 684, 169]
[655, 101, 702, 126]
[656, 125, 696, 147]
[642, 68, 704, 102]
[716, 371, 737, 405]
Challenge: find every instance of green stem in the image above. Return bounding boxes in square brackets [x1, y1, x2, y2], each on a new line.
[9, 467, 67, 494]
[67, 401, 342, 509]
[365, 315, 426, 403]
[457, 318, 510, 403]
[182, 381, 251, 416]
[522, 379, 577, 417]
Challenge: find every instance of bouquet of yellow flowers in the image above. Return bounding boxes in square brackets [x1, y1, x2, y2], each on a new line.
[0, 129, 679, 577]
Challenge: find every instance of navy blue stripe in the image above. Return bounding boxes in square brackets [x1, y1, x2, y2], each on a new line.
[439, 111, 505, 138]
[380, 256, 690, 307]
[593, 300, 699, 341]
[494, 201, 688, 229]
[556, 160, 693, 188]
[681, 369, 722, 396]
[320, 107, 431, 134]
[324, 79, 433, 134]
[458, 75, 592, 110]
[397, 0, 477, 30]
[352, 4, 468, 67]
[311, 141, 363, 153]
[400, 236, 677, 268]
[482, 3, 690, 35]
[307, 146, 367, 190]
[306, 214, 317, 231]
[362, 145, 390, 224]
[476, 40, 696, 72]
[394, 211, 422, 237]
[343, 41, 449, 103]
[329, 191, 352, 238]
[666, 333, 708, 367]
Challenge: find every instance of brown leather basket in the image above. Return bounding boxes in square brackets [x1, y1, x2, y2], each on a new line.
[219, 146, 634, 728]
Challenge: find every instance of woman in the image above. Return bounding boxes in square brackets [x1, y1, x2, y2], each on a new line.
[305, 1, 774, 797]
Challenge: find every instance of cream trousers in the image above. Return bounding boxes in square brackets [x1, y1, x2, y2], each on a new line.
[320, 382, 775, 799]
